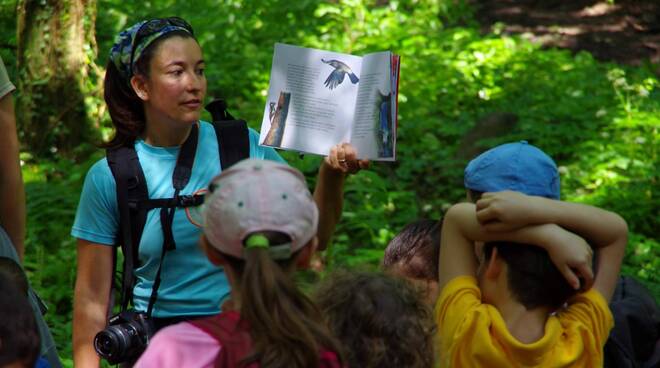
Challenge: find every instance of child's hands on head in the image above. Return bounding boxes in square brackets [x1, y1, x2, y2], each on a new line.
[539, 224, 595, 291]
[476, 191, 546, 232]
[325, 142, 370, 174]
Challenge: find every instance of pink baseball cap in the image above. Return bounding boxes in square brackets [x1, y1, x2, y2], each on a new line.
[203, 159, 319, 259]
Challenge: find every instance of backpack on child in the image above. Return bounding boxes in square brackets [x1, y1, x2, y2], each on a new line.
[190, 312, 342, 368]
[604, 276, 660, 368]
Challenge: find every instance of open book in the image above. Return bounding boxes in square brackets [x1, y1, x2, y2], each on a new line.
[259, 43, 400, 161]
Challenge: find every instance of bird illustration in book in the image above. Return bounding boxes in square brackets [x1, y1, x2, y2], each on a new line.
[376, 90, 393, 158]
[263, 91, 291, 147]
[269, 102, 277, 120]
[321, 59, 359, 90]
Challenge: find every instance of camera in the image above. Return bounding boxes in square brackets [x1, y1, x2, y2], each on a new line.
[94, 310, 153, 364]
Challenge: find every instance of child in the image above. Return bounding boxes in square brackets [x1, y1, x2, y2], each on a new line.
[381, 142, 555, 306]
[464, 140, 660, 367]
[436, 190, 627, 367]
[135, 159, 343, 368]
[315, 270, 435, 368]
[0, 256, 56, 368]
[382, 219, 441, 305]
[0, 271, 41, 367]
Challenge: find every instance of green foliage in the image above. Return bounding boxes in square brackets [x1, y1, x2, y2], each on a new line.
[0, 0, 17, 77]
[6, 0, 658, 361]
[622, 233, 660, 299]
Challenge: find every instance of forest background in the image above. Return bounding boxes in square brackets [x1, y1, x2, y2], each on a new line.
[0, 0, 658, 365]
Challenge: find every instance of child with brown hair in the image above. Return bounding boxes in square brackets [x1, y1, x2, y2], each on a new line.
[436, 190, 627, 367]
[135, 159, 343, 368]
[0, 271, 41, 368]
[382, 219, 441, 305]
[315, 270, 435, 368]
[464, 140, 660, 367]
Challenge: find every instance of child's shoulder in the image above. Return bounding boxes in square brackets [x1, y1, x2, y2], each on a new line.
[437, 276, 480, 303]
[558, 288, 614, 339]
[566, 288, 610, 311]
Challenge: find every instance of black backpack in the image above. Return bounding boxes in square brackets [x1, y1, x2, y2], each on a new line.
[106, 100, 250, 314]
[604, 276, 660, 368]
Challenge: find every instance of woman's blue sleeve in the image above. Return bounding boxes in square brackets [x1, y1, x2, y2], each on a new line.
[70, 159, 119, 245]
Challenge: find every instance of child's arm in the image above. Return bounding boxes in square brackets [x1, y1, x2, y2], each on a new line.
[438, 203, 593, 292]
[475, 191, 628, 301]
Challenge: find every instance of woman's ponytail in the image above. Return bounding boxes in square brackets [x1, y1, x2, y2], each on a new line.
[102, 61, 145, 148]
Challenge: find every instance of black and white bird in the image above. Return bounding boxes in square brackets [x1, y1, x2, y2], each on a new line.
[321, 59, 359, 90]
[269, 102, 276, 121]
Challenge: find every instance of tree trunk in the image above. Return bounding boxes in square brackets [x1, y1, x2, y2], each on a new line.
[16, 0, 98, 160]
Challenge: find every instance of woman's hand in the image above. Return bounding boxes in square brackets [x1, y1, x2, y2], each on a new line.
[325, 142, 370, 174]
[314, 143, 368, 251]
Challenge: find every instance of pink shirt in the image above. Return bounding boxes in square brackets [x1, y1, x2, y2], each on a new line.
[135, 322, 221, 368]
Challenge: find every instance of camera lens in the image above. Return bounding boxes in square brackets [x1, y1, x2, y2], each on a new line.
[94, 313, 151, 364]
[94, 324, 135, 360]
[94, 331, 118, 356]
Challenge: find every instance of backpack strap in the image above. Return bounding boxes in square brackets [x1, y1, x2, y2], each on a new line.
[106, 124, 201, 314]
[190, 312, 343, 368]
[206, 99, 250, 169]
[190, 312, 255, 368]
[106, 99, 250, 314]
[212, 120, 250, 170]
[146, 124, 199, 317]
[107, 144, 149, 311]
[160, 123, 199, 252]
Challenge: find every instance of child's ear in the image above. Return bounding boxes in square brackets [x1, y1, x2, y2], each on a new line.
[484, 246, 502, 280]
[201, 236, 224, 266]
[296, 236, 318, 269]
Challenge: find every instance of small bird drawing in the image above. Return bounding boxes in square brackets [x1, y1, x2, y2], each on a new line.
[376, 90, 393, 157]
[321, 59, 359, 90]
[269, 102, 276, 120]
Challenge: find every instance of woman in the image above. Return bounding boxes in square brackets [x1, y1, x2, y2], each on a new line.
[72, 17, 366, 366]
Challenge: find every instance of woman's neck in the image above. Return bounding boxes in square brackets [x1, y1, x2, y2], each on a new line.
[143, 116, 194, 147]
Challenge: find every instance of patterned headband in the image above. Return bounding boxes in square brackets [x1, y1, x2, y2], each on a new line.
[109, 17, 194, 83]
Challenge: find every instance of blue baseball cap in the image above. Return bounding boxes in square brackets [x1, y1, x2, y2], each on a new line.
[464, 141, 560, 199]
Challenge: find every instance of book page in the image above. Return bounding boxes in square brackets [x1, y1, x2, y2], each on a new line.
[390, 54, 400, 160]
[350, 51, 396, 161]
[259, 43, 362, 156]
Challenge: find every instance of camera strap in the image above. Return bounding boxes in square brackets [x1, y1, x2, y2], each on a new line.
[146, 124, 199, 318]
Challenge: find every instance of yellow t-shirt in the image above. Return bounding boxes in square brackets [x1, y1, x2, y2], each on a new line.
[434, 276, 613, 368]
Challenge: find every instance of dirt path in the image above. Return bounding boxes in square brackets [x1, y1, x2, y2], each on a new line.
[472, 0, 660, 71]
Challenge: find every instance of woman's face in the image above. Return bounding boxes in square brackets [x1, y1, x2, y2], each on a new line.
[136, 36, 206, 128]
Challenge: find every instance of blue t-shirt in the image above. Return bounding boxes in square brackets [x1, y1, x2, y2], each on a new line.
[71, 121, 284, 317]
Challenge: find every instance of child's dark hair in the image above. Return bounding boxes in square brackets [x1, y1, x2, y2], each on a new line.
[382, 219, 441, 281]
[219, 231, 344, 368]
[103, 30, 196, 148]
[0, 257, 29, 294]
[314, 271, 435, 368]
[468, 189, 484, 202]
[484, 241, 578, 310]
[0, 272, 40, 367]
